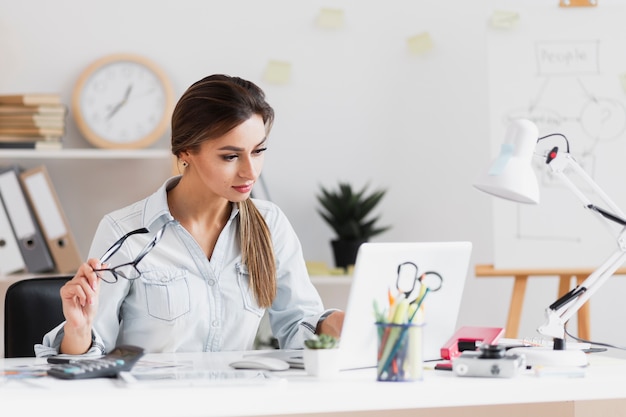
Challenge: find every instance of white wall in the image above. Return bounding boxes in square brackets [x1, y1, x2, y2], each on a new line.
[2, 0, 624, 347]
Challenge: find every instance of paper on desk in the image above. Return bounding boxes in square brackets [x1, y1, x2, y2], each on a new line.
[499, 337, 591, 350]
[1, 364, 48, 379]
[120, 368, 286, 388]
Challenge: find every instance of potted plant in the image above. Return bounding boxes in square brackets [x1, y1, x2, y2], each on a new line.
[316, 182, 391, 270]
[303, 334, 340, 377]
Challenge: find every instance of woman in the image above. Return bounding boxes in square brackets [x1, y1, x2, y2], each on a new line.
[36, 74, 344, 356]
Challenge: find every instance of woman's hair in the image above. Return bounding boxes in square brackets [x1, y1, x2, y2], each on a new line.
[171, 74, 277, 308]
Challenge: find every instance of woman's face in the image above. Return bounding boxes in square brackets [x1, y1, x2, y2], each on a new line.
[187, 114, 267, 203]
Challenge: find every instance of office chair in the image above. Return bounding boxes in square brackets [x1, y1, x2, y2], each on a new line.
[4, 276, 72, 358]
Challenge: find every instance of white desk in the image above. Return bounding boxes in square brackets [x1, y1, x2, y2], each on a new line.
[2, 351, 626, 416]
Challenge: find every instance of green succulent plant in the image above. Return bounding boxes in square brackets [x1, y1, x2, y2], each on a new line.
[316, 182, 390, 241]
[304, 334, 339, 349]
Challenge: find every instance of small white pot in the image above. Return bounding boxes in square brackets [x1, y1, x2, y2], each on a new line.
[303, 348, 340, 378]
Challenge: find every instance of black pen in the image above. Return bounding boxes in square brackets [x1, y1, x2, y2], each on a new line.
[47, 357, 81, 365]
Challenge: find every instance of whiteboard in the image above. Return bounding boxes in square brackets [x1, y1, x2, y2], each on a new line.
[488, 3, 626, 268]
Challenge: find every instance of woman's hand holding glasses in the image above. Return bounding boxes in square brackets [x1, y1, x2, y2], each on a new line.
[58, 258, 104, 355]
[57, 222, 171, 355]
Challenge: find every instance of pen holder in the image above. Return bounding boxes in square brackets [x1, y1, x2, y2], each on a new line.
[376, 322, 424, 382]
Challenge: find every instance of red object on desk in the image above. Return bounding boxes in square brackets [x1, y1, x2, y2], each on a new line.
[440, 326, 505, 360]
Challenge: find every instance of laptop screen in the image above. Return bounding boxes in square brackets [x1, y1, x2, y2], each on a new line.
[337, 241, 472, 370]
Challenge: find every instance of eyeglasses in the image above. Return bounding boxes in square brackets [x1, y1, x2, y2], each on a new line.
[94, 221, 172, 283]
[395, 261, 443, 302]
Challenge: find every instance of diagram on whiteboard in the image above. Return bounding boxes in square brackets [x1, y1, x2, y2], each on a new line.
[488, 7, 626, 268]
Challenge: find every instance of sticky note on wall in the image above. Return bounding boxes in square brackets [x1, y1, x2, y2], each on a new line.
[316, 8, 345, 29]
[263, 60, 292, 84]
[407, 32, 433, 55]
[490, 10, 520, 29]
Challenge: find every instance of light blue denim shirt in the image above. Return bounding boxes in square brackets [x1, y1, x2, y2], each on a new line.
[36, 176, 331, 356]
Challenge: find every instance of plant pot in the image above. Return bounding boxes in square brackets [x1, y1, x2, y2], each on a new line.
[303, 348, 340, 378]
[331, 239, 367, 270]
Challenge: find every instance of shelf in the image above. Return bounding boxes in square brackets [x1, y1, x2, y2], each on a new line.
[309, 274, 353, 285]
[0, 148, 171, 159]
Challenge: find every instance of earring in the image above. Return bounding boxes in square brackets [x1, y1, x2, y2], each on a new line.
[181, 161, 188, 168]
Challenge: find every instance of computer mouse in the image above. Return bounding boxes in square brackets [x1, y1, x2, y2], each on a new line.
[229, 356, 290, 371]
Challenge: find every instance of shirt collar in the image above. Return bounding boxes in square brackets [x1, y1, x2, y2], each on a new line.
[141, 176, 179, 229]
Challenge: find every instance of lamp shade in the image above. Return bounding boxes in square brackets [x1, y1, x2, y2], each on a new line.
[474, 119, 540, 204]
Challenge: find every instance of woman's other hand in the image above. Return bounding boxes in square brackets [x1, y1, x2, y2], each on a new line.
[317, 310, 345, 339]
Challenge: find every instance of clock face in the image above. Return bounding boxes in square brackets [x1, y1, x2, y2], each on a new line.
[73, 54, 173, 149]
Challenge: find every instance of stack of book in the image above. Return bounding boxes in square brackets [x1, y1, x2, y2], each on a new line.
[0, 94, 67, 150]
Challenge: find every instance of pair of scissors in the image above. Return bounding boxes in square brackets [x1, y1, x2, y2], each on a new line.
[395, 261, 443, 305]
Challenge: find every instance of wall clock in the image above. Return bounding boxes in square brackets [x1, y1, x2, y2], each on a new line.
[72, 53, 174, 149]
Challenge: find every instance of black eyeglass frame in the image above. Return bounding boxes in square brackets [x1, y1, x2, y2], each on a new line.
[94, 221, 172, 283]
[395, 261, 444, 302]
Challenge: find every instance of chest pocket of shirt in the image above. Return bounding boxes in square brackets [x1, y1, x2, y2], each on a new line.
[236, 263, 264, 317]
[140, 269, 191, 321]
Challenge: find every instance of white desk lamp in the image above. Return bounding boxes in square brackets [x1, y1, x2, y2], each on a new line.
[474, 119, 626, 367]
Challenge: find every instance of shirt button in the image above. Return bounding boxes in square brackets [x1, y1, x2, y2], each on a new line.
[212, 320, 220, 327]
[208, 279, 216, 286]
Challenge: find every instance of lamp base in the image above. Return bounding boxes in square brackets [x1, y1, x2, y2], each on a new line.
[507, 347, 588, 368]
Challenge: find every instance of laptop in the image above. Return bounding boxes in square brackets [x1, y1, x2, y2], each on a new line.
[262, 241, 472, 370]
[337, 241, 472, 370]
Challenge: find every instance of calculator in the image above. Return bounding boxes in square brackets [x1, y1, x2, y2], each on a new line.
[47, 345, 145, 380]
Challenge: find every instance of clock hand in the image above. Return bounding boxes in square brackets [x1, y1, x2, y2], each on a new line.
[107, 84, 133, 120]
[131, 87, 157, 100]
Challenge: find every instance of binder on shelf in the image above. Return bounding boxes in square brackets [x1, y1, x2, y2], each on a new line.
[19, 165, 82, 273]
[0, 193, 26, 275]
[0, 165, 54, 273]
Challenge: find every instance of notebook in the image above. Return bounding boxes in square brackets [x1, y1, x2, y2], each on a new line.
[262, 241, 473, 370]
